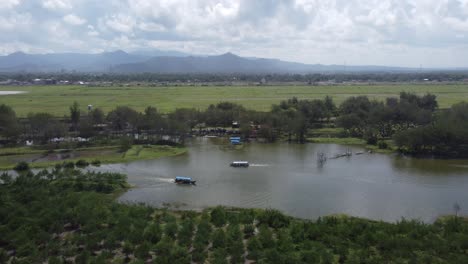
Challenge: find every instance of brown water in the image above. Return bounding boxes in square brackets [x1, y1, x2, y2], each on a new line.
[92, 138, 468, 222]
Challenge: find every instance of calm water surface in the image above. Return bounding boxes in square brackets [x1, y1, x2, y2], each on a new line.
[93, 138, 468, 222]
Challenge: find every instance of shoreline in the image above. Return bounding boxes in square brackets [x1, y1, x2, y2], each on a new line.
[4, 136, 466, 170]
[0, 144, 187, 170]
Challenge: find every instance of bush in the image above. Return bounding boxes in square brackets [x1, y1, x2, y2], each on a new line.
[212, 229, 226, 249]
[134, 241, 151, 259]
[210, 206, 227, 227]
[63, 161, 75, 169]
[257, 209, 290, 229]
[75, 159, 89, 168]
[142, 222, 162, 244]
[91, 159, 101, 166]
[244, 224, 255, 238]
[366, 135, 378, 145]
[13, 161, 30, 171]
[378, 141, 388, 149]
[164, 222, 178, 239]
[239, 209, 255, 225]
[119, 137, 133, 153]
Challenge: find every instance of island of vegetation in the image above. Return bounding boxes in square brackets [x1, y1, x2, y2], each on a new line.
[1, 168, 467, 263]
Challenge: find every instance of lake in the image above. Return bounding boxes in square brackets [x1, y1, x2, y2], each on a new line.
[92, 138, 468, 222]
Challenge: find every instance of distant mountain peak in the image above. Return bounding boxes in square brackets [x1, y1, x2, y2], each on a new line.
[220, 52, 238, 57]
[8, 51, 27, 57]
[103, 50, 129, 56]
[0, 50, 421, 73]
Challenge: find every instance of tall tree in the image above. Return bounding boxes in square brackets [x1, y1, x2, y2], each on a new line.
[70, 101, 81, 131]
[0, 104, 20, 140]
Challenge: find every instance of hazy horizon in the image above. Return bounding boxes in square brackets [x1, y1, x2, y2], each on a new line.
[1, 0, 468, 68]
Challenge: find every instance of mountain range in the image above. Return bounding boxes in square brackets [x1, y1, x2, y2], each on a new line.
[0, 50, 433, 73]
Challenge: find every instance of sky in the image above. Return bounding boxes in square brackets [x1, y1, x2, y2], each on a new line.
[1, 0, 468, 67]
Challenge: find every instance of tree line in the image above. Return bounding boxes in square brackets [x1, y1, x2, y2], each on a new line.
[1, 93, 467, 157]
[2, 71, 468, 83]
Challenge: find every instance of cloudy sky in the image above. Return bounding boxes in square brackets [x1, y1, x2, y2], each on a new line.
[1, 0, 468, 67]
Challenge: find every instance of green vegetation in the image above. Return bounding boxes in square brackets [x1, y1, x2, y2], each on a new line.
[395, 102, 468, 157]
[1, 88, 467, 158]
[0, 145, 187, 170]
[1, 84, 467, 116]
[1, 169, 468, 263]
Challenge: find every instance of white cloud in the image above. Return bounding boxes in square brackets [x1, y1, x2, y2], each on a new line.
[0, 0, 468, 67]
[138, 22, 166, 32]
[0, 0, 21, 10]
[63, 14, 86, 25]
[0, 12, 33, 31]
[87, 25, 99, 36]
[104, 14, 135, 33]
[42, 0, 72, 11]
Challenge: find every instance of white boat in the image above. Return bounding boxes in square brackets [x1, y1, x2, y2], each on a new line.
[230, 161, 249, 167]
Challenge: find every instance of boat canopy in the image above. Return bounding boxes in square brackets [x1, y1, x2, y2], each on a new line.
[175, 176, 193, 181]
[231, 161, 249, 165]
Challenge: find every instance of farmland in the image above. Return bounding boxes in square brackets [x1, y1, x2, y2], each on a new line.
[1, 84, 467, 116]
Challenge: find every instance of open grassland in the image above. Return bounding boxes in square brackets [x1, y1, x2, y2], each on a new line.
[1, 84, 467, 116]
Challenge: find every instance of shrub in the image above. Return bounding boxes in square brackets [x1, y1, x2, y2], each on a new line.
[142, 223, 162, 244]
[244, 224, 255, 238]
[257, 209, 290, 229]
[119, 137, 133, 153]
[0, 249, 8, 264]
[212, 229, 226, 249]
[63, 161, 75, 169]
[13, 161, 30, 171]
[378, 141, 388, 149]
[366, 135, 378, 145]
[75, 159, 89, 168]
[192, 250, 207, 263]
[134, 241, 151, 259]
[239, 209, 255, 225]
[246, 237, 262, 261]
[210, 206, 227, 227]
[91, 159, 101, 166]
[211, 248, 228, 264]
[164, 222, 178, 239]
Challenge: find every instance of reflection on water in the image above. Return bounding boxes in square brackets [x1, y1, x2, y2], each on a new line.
[91, 138, 468, 222]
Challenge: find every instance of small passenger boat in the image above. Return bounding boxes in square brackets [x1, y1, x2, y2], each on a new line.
[230, 161, 249, 167]
[174, 176, 196, 185]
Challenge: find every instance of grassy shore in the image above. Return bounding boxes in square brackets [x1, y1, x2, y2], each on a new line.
[0, 145, 187, 170]
[1, 84, 468, 116]
[307, 127, 396, 153]
[308, 137, 396, 153]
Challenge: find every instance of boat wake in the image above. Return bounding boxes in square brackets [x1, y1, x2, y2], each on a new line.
[250, 163, 270, 167]
[150, 177, 175, 183]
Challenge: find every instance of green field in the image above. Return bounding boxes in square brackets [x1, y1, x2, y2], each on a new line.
[1, 84, 467, 116]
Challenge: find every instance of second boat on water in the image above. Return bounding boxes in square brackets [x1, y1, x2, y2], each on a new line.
[230, 161, 249, 167]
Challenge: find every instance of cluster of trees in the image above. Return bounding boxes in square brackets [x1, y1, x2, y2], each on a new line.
[1, 168, 468, 263]
[1, 91, 467, 157]
[394, 102, 468, 157]
[336, 93, 437, 141]
[2, 72, 468, 84]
